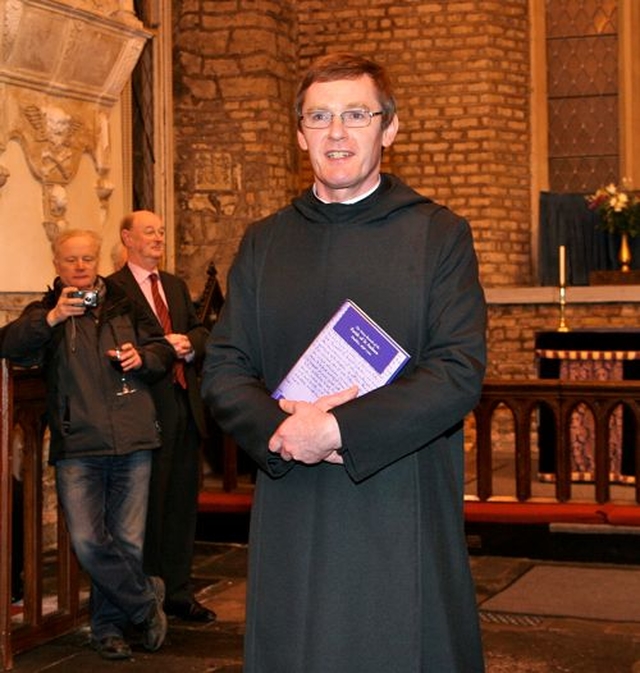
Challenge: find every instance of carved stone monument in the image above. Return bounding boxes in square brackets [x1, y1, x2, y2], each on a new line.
[0, 0, 150, 292]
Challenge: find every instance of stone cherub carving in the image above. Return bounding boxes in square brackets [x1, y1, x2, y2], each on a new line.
[22, 105, 85, 183]
[41, 182, 70, 242]
[21, 103, 113, 240]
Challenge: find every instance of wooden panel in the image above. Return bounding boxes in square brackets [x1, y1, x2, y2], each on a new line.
[1, 365, 89, 671]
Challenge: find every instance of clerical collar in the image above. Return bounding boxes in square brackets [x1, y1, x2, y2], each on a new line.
[313, 177, 381, 204]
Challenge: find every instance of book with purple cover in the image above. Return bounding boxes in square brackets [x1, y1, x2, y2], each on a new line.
[271, 299, 410, 402]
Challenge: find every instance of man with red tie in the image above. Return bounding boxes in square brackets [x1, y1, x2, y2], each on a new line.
[110, 210, 216, 623]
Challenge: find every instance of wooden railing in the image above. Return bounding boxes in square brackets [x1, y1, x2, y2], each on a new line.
[0, 361, 87, 671]
[467, 378, 640, 526]
[201, 377, 640, 523]
[473, 378, 640, 503]
[4, 368, 640, 667]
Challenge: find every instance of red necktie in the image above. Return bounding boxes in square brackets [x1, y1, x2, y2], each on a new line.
[149, 273, 187, 389]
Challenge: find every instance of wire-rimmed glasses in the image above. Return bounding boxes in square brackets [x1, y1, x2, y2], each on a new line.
[299, 109, 384, 129]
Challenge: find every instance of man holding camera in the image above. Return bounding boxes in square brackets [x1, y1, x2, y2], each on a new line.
[0, 229, 174, 660]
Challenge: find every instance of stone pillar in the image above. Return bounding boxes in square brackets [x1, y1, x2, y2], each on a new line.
[172, 0, 298, 294]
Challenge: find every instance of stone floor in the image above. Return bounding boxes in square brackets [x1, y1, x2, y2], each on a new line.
[8, 536, 640, 673]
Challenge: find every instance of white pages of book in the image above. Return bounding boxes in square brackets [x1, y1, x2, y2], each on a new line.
[271, 299, 410, 403]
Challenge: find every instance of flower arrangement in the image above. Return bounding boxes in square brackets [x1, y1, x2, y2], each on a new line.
[586, 182, 640, 237]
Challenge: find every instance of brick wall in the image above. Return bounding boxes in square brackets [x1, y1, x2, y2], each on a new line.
[296, 0, 532, 288]
[173, 0, 533, 295]
[171, 0, 637, 386]
[172, 0, 298, 294]
[487, 302, 640, 379]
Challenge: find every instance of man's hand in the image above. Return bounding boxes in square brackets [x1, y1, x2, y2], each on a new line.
[105, 342, 142, 371]
[165, 333, 194, 359]
[268, 385, 358, 465]
[46, 287, 88, 327]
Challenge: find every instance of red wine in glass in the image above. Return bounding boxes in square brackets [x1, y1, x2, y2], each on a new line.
[107, 348, 137, 396]
[109, 352, 124, 372]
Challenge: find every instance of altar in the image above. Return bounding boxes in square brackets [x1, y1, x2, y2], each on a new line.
[535, 329, 640, 482]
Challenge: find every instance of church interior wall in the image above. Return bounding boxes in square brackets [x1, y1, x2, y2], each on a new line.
[172, 0, 640, 384]
[2, 0, 639, 385]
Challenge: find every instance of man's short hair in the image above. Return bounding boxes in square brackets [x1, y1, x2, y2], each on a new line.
[51, 228, 102, 258]
[120, 212, 135, 233]
[119, 210, 160, 244]
[295, 52, 397, 130]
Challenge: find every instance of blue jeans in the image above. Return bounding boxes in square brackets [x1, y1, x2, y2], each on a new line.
[56, 450, 156, 640]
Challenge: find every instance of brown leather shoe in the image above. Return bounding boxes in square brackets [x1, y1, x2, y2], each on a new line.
[91, 636, 132, 660]
[141, 577, 168, 651]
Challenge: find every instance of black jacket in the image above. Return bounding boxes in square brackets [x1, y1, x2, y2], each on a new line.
[109, 265, 209, 438]
[0, 276, 174, 463]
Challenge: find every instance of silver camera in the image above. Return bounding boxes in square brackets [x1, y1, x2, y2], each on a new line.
[69, 289, 99, 307]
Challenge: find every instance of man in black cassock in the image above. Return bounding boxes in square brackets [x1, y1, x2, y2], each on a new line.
[202, 52, 487, 672]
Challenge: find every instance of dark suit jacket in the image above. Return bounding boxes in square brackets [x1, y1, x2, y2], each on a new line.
[109, 265, 209, 438]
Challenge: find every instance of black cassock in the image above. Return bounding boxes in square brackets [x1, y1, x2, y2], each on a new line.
[202, 174, 487, 673]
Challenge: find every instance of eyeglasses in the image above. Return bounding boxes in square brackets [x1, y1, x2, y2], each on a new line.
[299, 109, 384, 129]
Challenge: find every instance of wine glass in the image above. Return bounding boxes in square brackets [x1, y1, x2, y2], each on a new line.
[107, 347, 138, 396]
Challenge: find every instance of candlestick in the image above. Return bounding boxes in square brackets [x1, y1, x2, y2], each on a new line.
[559, 245, 566, 287]
[557, 285, 569, 332]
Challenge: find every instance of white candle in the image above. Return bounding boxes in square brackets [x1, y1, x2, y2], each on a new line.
[559, 245, 566, 287]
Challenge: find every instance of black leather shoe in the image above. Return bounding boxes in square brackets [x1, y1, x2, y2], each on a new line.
[91, 636, 132, 660]
[164, 599, 217, 623]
